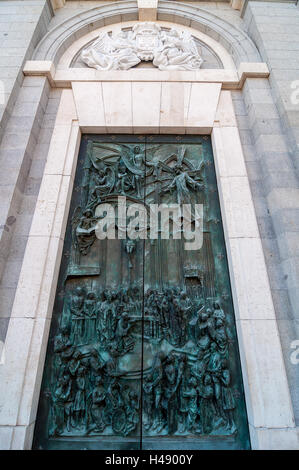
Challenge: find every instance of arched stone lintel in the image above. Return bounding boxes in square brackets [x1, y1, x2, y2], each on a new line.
[57, 21, 236, 71]
[32, 1, 261, 69]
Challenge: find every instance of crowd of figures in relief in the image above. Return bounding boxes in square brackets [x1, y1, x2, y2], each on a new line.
[50, 284, 236, 438]
[44, 139, 240, 441]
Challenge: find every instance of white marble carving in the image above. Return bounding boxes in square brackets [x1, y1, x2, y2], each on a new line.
[81, 30, 140, 71]
[81, 23, 203, 71]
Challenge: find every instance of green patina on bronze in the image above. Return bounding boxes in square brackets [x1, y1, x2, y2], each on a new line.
[33, 135, 250, 450]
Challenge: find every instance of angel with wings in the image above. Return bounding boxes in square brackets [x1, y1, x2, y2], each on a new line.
[86, 161, 115, 210]
[81, 30, 140, 71]
[153, 29, 203, 71]
[160, 147, 205, 204]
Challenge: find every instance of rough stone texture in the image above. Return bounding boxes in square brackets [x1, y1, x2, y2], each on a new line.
[48, 0, 107, 28]
[244, 2, 299, 172]
[0, 84, 61, 342]
[239, 1, 299, 424]
[0, 1, 53, 343]
[0, 1, 53, 143]
[0, 1, 53, 309]
[232, 83, 299, 425]
[0, 76, 48, 280]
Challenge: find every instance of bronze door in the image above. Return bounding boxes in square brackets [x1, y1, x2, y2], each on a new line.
[33, 135, 250, 450]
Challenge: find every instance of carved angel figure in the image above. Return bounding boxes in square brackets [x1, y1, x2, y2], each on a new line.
[81, 30, 140, 71]
[160, 147, 205, 204]
[153, 29, 203, 71]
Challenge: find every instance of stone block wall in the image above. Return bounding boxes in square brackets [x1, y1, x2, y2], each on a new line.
[0, 1, 53, 141]
[0, 1, 53, 344]
[241, 1, 299, 423]
[244, 2, 299, 172]
[232, 84, 299, 424]
[0, 82, 61, 344]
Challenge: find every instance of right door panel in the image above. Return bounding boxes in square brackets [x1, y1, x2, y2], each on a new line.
[141, 135, 250, 450]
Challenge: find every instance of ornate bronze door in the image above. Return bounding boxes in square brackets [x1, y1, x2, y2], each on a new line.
[33, 135, 250, 450]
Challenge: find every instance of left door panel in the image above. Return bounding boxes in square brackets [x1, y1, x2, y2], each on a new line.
[33, 136, 146, 450]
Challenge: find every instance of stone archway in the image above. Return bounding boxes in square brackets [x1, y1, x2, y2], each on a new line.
[33, 1, 261, 67]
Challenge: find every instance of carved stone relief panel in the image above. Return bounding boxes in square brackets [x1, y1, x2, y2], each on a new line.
[79, 23, 205, 71]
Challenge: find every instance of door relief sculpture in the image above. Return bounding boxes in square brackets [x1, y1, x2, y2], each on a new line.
[33, 135, 250, 450]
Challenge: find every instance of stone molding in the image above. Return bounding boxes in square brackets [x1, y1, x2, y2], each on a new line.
[50, 0, 65, 10]
[137, 0, 158, 21]
[23, 58, 269, 90]
[32, 1, 261, 67]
